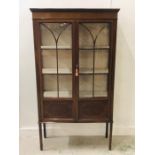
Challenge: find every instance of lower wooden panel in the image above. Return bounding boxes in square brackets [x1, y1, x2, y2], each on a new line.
[78, 100, 109, 121]
[43, 100, 73, 119]
[42, 99, 109, 122]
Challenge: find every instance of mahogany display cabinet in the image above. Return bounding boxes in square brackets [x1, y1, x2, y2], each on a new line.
[30, 8, 120, 150]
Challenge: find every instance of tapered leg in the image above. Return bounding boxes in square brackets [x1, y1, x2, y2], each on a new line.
[43, 123, 47, 138]
[39, 122, 43, 150]
[105, 122, 108, 138]
[109, 122, 113, 150]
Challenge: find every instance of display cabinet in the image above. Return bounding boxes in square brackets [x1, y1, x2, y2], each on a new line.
[30, 8, 119, 150]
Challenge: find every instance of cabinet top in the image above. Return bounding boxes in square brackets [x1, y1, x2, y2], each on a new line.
[30, 8, 120, 13]
[30, 8, 120, 20]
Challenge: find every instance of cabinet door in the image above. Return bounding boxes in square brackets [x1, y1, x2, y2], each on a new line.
[78, 22, 110, 121]
[40, 22, 74, 120]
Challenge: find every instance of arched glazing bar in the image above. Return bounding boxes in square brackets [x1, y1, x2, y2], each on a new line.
[41, 23, 71, 100]
[80, 23, 106, 97]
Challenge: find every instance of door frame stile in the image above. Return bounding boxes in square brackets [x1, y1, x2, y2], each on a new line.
[73, 21, 79, 122]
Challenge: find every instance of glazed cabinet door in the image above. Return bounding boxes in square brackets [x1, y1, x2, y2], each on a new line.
[78, 22, 111, 122]
[38, 22, 75, 121]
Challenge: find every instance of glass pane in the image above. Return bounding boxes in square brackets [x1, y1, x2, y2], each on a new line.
[58, 50, 72, 74]
[95, 24, 110, 48]
[40, 23, 72, 98]
[43, 75, 72, 98]
[94, 75, 108, 97]
[79, 50, 93, 73]
[43, 75, 57, 97]
[59, 75, 72, 97]
[95, 50, 109, 73]
[42, 50, 57, 73]
[40, 23, 72, 48]
[79, 23, 109, 98]
[42, 49, 72, 74]
[79, 75, 93, 97]
[79, 23, 110, 49]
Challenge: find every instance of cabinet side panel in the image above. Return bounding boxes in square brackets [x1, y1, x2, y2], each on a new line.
[109, 19, 118, 122]
[32, 20, 43, 122]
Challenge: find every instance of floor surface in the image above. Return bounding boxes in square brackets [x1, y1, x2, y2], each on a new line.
[20, 130, 135, 155]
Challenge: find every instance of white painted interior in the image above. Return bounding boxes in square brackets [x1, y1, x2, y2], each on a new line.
[19, 0, 134, 135]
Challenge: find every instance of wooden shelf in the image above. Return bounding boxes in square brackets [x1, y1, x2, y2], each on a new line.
[44, 91, 107, 98]
[41, 46, 109, 50]
[79, 91, 108, 97]
[80, 68, 109, 74]
[44, 91, 72, 98]
[79, 46, 110, 50]
[41, 46, 72, 50]
[42, 68, 108, 74]
[42, 68, 72, 74]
